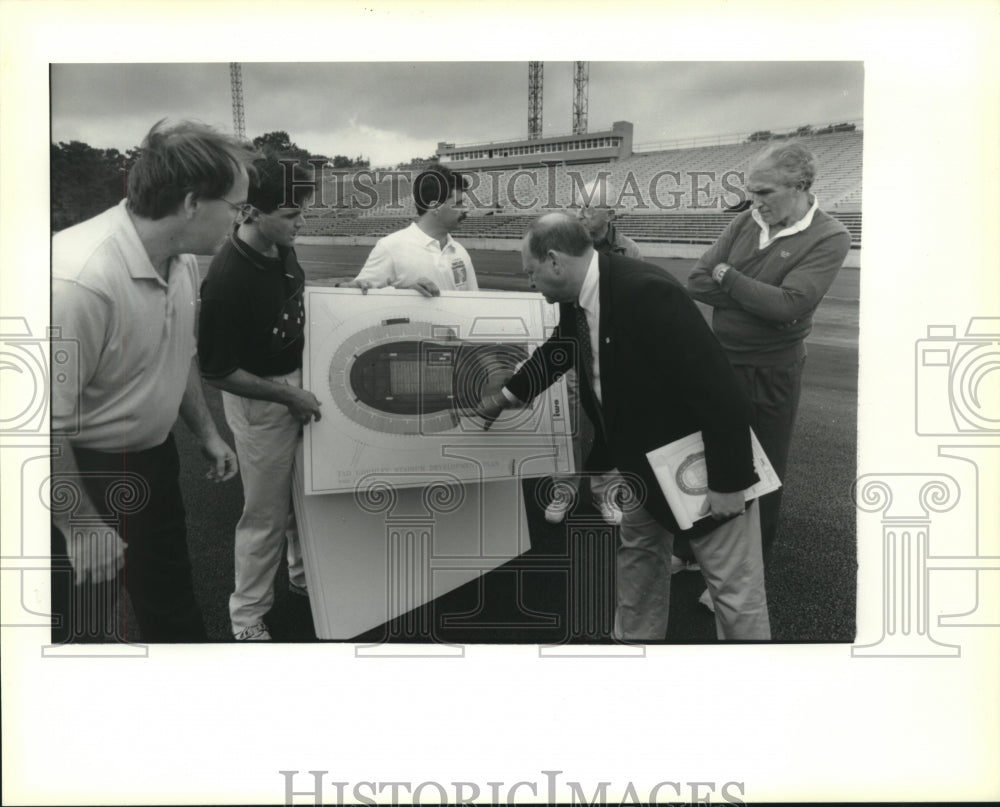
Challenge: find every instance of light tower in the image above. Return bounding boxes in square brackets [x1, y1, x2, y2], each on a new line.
[573, 61, 589, 135]
[230, 62, 246, 141]
[528, 61, 543, 140]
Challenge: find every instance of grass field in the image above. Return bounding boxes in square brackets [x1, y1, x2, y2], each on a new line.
[166, 244, 859, 643]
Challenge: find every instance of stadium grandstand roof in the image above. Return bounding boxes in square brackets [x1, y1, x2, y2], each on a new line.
[438, 121, 634, 170]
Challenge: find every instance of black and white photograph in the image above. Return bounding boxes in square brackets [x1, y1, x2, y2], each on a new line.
[43, 60, 862, 645]
[2, 1, 998, 805]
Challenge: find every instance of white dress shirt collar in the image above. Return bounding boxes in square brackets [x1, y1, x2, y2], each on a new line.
[576, 249, 603, 403]
[578, 249, 600, 317]
[752, 194, 819, 249]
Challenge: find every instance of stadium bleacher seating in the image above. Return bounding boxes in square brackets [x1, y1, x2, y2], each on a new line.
[303, 210, 862, 249]
[302, 130, 862, 246]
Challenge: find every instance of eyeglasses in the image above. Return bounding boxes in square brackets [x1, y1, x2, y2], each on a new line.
[219, 198, 253, 217]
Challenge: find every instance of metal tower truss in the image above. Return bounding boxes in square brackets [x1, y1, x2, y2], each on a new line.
[573, 61, 589, 135]
[230, 62, 246, 141]
[528, 61, 543, 140]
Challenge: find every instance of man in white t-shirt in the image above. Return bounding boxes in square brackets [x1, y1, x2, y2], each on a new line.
[340, 165, 478, 297]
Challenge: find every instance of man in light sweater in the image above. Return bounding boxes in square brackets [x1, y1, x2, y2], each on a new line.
[687, 142, 851, 564]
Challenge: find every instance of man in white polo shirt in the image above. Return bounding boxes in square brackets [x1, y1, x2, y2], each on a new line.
[340, 165, 478, 296]
[51, 120, 253, 643]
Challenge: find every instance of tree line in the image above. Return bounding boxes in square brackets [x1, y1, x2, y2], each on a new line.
[50, 131, 372, 232]
[747, 122, 857, 143]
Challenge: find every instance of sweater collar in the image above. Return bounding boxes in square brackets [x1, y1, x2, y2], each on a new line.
[752, 195, 819, 249]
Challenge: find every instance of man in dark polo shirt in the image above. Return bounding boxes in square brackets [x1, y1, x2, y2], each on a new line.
[198, 159, 322, 641]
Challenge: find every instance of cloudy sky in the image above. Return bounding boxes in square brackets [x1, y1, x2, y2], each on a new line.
[51, 62, 863, 168]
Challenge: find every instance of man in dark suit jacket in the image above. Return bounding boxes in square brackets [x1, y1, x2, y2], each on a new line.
[475, 214, 771, 641]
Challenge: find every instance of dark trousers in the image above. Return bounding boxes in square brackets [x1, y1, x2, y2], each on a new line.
[50, 433, 207, 643]
[731, 357, 806, 560]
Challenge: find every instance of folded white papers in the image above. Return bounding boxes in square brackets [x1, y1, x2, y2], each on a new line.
[645, 428, 781, 530]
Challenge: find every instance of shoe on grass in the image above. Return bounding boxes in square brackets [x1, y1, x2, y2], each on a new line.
[234, 622, 271, 641]
[597, 498, 623, 526]
[544, 487, 575, 524]
[670, 555, 701, 574]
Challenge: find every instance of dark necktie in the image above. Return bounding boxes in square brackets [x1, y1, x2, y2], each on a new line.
[574, 303, 594, 389]
[574, 303, 606, 437]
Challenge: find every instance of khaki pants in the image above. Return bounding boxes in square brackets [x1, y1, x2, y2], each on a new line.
[222, 370, 307, 635]
[615, 500, 770, 641]
[550, 367, 623, 503]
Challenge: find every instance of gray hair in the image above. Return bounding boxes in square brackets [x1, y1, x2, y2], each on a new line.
[750, 142, 817, 191]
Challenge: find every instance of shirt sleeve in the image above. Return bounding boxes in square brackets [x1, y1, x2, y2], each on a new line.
[686, 216, 746, 310]
[183, 256, 201, 357]
[500, 387, 523, 405]
[196, 260, 249, 379]
[718, 230, 851, 323]
[196, 297, 244, 379]
[623, 237, 644, 261]
[462, 250, 479, 292]
[353, 239, 397, 286]
[50, 278, 109, 432]
[504, 311, 576, 405]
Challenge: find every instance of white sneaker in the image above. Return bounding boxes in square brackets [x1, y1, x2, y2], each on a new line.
[597, 498, 623, 526]
[544, 488, 575, 524]
[234, 622, 271, 641]
[697, 588, 715, 613]
[670, 555, 701, 575]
